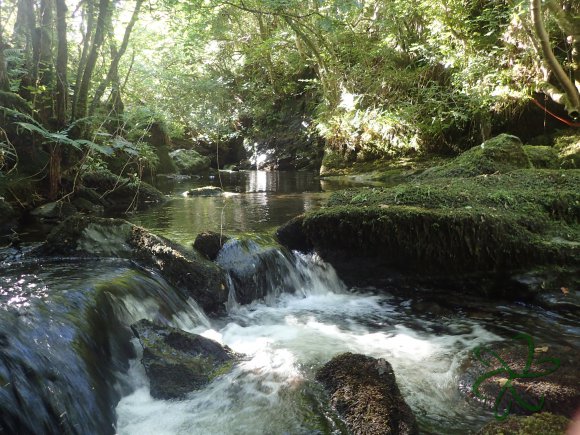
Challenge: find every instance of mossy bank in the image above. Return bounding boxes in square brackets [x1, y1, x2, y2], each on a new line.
[280, 134, 579, 297]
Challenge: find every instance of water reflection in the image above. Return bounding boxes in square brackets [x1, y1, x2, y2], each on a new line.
[132, 171, 332, 243]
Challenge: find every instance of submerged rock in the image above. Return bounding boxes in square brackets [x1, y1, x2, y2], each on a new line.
[477, 412, 570, 435]
[459, 339, 580, 419]
[185, 186, 223, 197]
[170, 149, 211, 175]
[131, 319, 237, 400]
[193, 231, 231, 261]
[316, 353, 418, 435]
[32, 215, 228, 313]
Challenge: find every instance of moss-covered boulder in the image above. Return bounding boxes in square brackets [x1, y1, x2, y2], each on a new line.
[292, 169, 579, 291]
[316, 353, 418, 435]
[32, 216, 229, 313]
[554, 131, 580, 169]
[477, 412, 571, 435]
[275, 214, 313, 253]
[82, 170, 166, 212]
[170, 149, 211, 175]
[459, 340, 580, 418]
[523, 145, 560, 169]
[422, 134, 531, 178]
[131, 319, 238, 400]
[193, 231, 231, 261]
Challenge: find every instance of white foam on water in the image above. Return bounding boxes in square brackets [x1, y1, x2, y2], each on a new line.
[116, 254, 502, 434]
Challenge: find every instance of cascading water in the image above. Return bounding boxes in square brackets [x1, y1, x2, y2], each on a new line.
[1, 243, 578, 434]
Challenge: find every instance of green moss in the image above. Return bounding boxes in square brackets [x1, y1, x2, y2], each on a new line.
[303, 168, 579, 274]
[477, 412, 570, 435]
[421, 134, 531, 179]
[170, 149, 211, 174]
[553, 130, 580, 169]
[523, 145, 560, 169]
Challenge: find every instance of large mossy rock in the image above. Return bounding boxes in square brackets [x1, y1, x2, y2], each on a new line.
[459, 340, 580, 419]
[477, 412, 570, 435]
[422, 134, 531, 178]
[82, 170, 166, 212]
[32, 216, 228, 313]
[316, 353, 418, 435]
[554, 131, 580, 169]
[131, 319, 237, 400]
[275, 214, 313, 253]
[170, 149, 211, 175]
[294, 169, 579, 288]
[523, 145, 560, 169]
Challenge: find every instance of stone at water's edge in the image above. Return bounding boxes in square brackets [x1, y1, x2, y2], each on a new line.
[458, 340, 580, 419]
[477, 412, 571, 435]
[0, 197, 17, 237]
[275, 214, 313, 253]
[82, 170, 166, 212]
[193, 231, 231, 261]
[131, 319, 238, 400]
[316, 353, 418, 435]
[185, 186, 224, 196]
[31, 215, 229, 314]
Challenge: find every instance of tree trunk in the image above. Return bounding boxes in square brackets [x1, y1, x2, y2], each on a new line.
[531, 0, 580, 117]
[74, 0, 110, 120]
[89, 0, 142, 115]
[55, 0, 68, 127]
[72, 0, 95, 119]
[34, 0, 54, 124]
[0, 23, 10, 91]
[13, 0, 36, 100]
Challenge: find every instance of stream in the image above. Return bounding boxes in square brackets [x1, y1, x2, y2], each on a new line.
[1, 170, 578, 434]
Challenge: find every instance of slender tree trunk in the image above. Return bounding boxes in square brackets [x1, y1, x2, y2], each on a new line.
[13, 0, 36, 99]
[74, 0, 109, 120]
[90, 0, 142, 115]
[0, 22, 10, 91]
[72, 0, 95, 119]
[55, 0, 68, 127]
[34, 0, 54, 124]
[531, 0, 580, 117]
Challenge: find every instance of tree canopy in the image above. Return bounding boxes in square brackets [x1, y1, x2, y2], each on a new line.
[0, 0, 578, 198]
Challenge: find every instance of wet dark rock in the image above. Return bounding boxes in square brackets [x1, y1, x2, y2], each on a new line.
[316, 353, 418, 435]
[477, 412, 570, 435]
[32, 215, 229, 314]
[193, 231, 231, 261]
[170, 149, 211, 175]
[131, 319, 237, 400]
[30, 201, 78, 222]
[72, 197, 105, 215]
[0, 197, 17, 238]
[82, 170, 166, 212]
[185, 186, 223, 197]
[216, 238, 295, 304]
[459, 339, 580, 419]
[276, 214, 313, 253]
